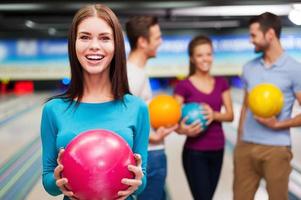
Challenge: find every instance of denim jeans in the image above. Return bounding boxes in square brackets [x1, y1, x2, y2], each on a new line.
[137, 149, 167, 200]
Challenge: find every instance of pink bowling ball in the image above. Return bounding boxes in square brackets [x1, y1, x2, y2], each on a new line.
[61, 129, 136, 200]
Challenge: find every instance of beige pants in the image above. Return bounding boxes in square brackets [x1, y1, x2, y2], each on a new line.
[233, 142, 292, 200]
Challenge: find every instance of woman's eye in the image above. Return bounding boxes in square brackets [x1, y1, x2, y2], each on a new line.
[101, 37, 111, 41]
[79, 35, 89, 40]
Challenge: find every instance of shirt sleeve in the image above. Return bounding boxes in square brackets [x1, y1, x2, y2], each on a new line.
[132, 101, 150, 195]
[40, 103, 62, 196]
[174, 80, 187, 98]
[291, 62, 301, 93]
[127, 68, 140, 96]
[220, 77, 230, 92]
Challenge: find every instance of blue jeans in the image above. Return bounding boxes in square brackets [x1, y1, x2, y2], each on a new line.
[137, 149, 167, 200]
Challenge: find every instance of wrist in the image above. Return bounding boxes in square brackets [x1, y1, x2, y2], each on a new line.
[212, 111, 217, 120]
[149, 132, 163, 144]
[274, 120, 284, 130]
[176, 126, 185, 135]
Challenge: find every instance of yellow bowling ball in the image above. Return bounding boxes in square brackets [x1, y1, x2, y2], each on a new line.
[149, 94, 181, 128]
[248, 83, 284, 118]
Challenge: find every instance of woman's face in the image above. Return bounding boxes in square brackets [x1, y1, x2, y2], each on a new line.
[190, 43, 213, 73]
[76, 16, 114, 77]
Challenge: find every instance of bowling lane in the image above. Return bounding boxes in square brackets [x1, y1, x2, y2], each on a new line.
[0, 93, 49, 163]
[0, 92, 59, 200]
[1, 89, 301, 200]
[26, 179, 61, 200]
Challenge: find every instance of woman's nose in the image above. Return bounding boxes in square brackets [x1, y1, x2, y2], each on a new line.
[89, 38, 101, 50]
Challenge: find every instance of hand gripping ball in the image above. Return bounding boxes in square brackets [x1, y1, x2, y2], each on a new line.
[61, 129, 136, 200]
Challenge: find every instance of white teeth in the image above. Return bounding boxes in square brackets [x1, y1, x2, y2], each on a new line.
[86, 55, 104, 60]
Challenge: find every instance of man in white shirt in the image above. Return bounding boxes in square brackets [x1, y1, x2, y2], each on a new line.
[125, 16, 178, 200]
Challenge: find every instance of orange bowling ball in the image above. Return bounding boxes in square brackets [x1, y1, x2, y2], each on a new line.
[248, 83, 284, 118]
[149, 94, 181, 128]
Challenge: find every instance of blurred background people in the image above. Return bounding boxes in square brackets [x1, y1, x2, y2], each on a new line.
[174, 35, 234, 200]
[125, 16, 178, 200]
[234, 12, 301, 200]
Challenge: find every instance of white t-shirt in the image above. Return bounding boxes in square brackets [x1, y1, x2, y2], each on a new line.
[127, 61, 164, 150]
[127, 62, 152, 102]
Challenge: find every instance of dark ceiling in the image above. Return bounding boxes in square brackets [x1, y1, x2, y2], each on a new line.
[0, 0, 300, 38]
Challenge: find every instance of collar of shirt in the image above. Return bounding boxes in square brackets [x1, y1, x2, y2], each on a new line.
[259, 52, 287, 69]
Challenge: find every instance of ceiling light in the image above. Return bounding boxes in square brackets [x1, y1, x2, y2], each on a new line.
[161, 20, 240, 29]
[25, 20, 35, 28]
[0, 4, 45, 11]
[289, 4, 301, 25]
[48, 28, 57, 35]
[172, 4, 292, 16]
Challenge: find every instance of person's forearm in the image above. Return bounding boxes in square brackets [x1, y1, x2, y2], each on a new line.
[275, 114, 301, 129]
[213, 111, 234, 122]
[148, 131, 165, 144]
[42, 173, 62, 196]
[237, 91, 248, 143]
[237, 105, 247, 142]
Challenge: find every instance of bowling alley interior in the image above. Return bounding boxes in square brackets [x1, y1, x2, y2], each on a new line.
[1, 0, 301, 200]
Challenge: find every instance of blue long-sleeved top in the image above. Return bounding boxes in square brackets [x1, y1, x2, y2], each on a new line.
[40, 94, 150, 199]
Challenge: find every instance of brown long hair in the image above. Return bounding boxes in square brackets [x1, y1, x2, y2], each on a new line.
[54, 4, 129, 103]
[188, 35, 213, 76]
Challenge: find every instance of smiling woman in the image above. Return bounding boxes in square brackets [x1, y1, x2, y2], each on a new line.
[173, 35, 234, 200]
[66, 4, 128, 103]
[40, 4, 150, 200]
[75, 17, 115, 77]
